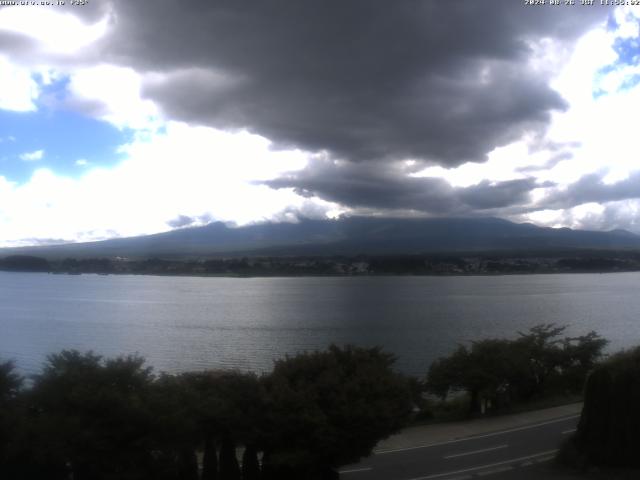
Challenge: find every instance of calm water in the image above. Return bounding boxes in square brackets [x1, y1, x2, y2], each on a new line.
[1, 271, 640, 376]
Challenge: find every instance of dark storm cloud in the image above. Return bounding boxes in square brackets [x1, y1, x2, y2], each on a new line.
[0, 31, 40, 58]
[578, 203, 640, 232]
[267, 160, 457, 212]
[0, 1, 608, 220]
[166, 215, 196, 229]
[166, 213, 217, 229]
[459, 178, 547, 210]
[517, 151, 574, 173]
[543, 171, 640, 209]
[13, 237, 71, 246]
[99, 0, 607, 167]
[266, 160, 543, 215]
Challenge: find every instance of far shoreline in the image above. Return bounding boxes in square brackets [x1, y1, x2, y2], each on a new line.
[1, 269, 638, 279]
[5, 251, 640, 278]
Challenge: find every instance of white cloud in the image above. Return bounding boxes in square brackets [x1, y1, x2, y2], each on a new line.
[0, 56, 39, 112]
[66, 65, 162, 131]
[0, 6, 109, 56]
[411, 138, 543, 188]
[0, 122, 341, 246]
[19, 149, 44, 162]
[410, 11, 640, 233]
[75, 159, 89, 167]
[523, 13, 640, 228]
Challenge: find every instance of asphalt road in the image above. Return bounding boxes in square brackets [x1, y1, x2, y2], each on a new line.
[339, 414, 579, 480]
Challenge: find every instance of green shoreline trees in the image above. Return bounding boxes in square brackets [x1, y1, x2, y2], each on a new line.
[0, 325, 624, 479]
[0, 345, 412, 480]
[425, 324, 607, 415]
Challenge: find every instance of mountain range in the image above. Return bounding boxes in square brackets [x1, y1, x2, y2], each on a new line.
[2, 217, 640, 259]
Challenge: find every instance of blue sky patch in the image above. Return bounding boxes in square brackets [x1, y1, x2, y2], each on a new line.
[0, 108, 129, 184]
[612, 36, 640, 67]
[620, 73, 640, 91]
[593, 30, 640, 98]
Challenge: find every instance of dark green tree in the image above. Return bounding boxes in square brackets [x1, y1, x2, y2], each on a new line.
[0, 255, 50, 272]
[513, 324, 568, 398]
[0, 360, 21, 404]
[0, 361, 24, 479]
[573, 346, 640, 467]
[426, 340, 520, 414]
[148, 373, 201, 480]
[241, 444, 261, 480]
[425, 345, 469, 400]
[202, 435, 219, 480]
[261, 345, 412, 478]
[559, 331, 608, 392]
[219, 436, 241, 480]
[177, 449, 199, 480]
[29, 350, 156, 480]
[179, 370, 265, 480]
[426, 325, 607, 415]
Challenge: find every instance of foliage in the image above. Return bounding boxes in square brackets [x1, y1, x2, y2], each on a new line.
[573, 346, 640, 467]
[0, 361, 23, 477]
[27, 350, 156, 479]
[0, 255, 50, 272]
[425, 324, 607, 414]
[241, 445, 260, 480]
[2, 332, 604, 479]
[0, 360, 22, 405]
[219, 436, 241, 480]
[0, 345, 412, 479]
[261, 344, 413, 476]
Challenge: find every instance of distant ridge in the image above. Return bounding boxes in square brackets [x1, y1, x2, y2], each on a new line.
[2, 216, 640, 259]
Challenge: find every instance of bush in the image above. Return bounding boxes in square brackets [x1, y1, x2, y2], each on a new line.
[573, 346, 640, 467]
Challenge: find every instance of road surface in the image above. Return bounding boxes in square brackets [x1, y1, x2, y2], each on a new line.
[339, 414, 579, 480]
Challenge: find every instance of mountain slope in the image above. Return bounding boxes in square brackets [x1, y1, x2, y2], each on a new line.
[2, 217, 640, 259]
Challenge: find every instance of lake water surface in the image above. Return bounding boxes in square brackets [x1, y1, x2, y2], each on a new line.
[1, 271, 640, 376]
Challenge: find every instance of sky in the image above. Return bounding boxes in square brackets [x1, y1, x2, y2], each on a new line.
[0, 1, 639, 247]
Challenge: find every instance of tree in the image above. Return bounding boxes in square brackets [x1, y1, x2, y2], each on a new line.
[0, 361, 23, 478]
[219, 436, 241, 480]
[513, 324, 568, 398]
[425, 325, 608, 415]
[0, 255, 50, 272]
[260, 345, 412, 478]
[426, 345, 469, 400]
[202, 435, 219, 480]
[572, 346, 640, 467]
[28, 350, 156, 480]
[0, 360, 21, 405]
[426, 340, 521, 414]
[178, 370, 265, 480]
[559, 331, 608, 392]
[148, 373, 202, 480]
[241, 444, 261, 480]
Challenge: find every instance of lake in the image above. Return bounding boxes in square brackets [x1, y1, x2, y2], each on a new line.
[1, 271, 639, 376]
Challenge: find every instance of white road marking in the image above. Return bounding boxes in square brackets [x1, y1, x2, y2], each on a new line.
[562, 428, 577, 435]
[376, 415, 579, 455]
[477, 465, 513, 476]
[404, 449, 558, 480]
[534, 455, 555, 463]
[339, 467, 372, 474]
[444, 444, 508, 459]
